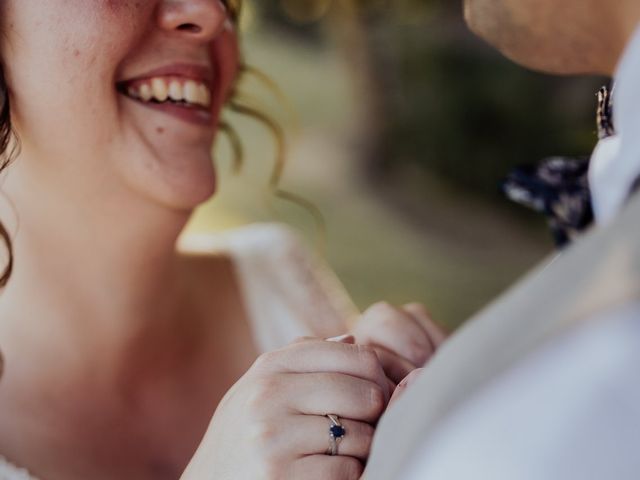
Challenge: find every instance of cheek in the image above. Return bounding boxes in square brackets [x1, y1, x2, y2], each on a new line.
[103, 0, 145, 14]
[20, 0, 150, 65]
[3, 1, 149, 150]
[213, 28, 240, 106]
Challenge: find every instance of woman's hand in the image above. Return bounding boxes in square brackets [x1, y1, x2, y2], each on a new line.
[182, 337, 389, 480]
[351, 302, 447, 384]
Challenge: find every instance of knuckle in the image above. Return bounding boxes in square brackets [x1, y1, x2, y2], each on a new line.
[253, 352, 271, 370]
[367, 384, 386, 417]
[247, 376, 280, 410]
[249, 419, 279, 446]
[404, 303, 435, 331]
[356, 345, 383, 374]
[252, 351, 277, 371]
[366, 302, 405, 328]
[407, 341, 431, 364]
[368, 301, 399, 318]
[369, 301, 396, 314]
[404, 302, 430, 316]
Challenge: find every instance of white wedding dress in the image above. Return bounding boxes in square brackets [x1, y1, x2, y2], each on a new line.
[0, 223, 358, 479]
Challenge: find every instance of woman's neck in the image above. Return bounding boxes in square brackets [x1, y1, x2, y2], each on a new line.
[0, 154, 201, 389]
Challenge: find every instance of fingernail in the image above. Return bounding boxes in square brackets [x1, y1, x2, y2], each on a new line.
[326, 334, 355, 344]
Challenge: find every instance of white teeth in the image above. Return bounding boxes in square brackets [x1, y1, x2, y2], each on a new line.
[127, 86, 139, 99]
[197, 84, 211, 107]
[124, 77, 211, 108]
[184, 80, 199, 105]
[168, 81, 183, 101]
[151, 78, 168, 102]
[139, 83, 152, 102]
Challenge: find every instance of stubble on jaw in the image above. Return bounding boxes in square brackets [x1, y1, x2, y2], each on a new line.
[464, 0, 546, 68]
[464, 0, 619, 75]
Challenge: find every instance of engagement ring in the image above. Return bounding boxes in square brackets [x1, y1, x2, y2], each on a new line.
[326, 414, 346, 456]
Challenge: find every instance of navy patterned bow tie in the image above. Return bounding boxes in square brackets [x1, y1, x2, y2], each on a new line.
[503, 86, 618, 248]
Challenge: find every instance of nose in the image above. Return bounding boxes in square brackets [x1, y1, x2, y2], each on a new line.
[158, 0, 229, 42]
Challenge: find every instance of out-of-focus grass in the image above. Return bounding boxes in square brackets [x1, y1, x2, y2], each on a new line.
[186, 26, 552, 330]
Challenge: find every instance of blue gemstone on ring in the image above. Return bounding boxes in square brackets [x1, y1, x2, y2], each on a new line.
[330, 424, 346, 438]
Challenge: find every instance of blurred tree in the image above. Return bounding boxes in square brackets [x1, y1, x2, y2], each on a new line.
[356, 0, 604, 198]
[251, 0, 604, 200]
[252, 0, 327, 42]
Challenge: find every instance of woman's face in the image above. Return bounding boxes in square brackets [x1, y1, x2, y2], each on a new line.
[0, 0, 239, 211]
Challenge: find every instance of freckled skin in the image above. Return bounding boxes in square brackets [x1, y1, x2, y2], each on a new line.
[0, 2, 242, 477]
[103, 0, 144, 15]
[0, 0, 239, 210]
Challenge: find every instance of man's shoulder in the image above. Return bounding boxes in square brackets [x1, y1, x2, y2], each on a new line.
[366, 194, 640, 479]
[398, 302, 640, 479]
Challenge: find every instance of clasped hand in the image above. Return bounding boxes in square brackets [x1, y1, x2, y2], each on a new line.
[182, 302, 446, 480]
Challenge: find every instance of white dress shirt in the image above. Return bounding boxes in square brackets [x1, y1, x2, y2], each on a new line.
[590, 26, 640, 224]
[401, 24, 640, 480]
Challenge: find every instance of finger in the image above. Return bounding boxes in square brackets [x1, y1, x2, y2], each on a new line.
[403, 303, 448, 348]
[287, 455, 363, 480]
[273, 416, 374, 461]
[372, 346, 416, 385]
[389, 368, 424, 407]
[279, 373, 387, 423]
[354, 302, 433, 366]
[255, 340, 390, 403]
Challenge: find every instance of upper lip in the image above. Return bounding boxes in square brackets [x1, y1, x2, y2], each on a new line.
[116, 62, 215, 90]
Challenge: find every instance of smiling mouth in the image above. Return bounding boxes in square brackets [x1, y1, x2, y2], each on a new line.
[116, 75, 214, 124]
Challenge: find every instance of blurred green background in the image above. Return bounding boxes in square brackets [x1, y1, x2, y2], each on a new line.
[186, 0, 603, 330]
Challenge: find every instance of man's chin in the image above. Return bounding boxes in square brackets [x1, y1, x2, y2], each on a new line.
[464, 0, 614, 76]
[499, 47, 596, 76]
[467, 20, 606, 76]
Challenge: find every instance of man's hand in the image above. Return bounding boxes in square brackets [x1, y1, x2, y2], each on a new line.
[351, 302, 447, 385]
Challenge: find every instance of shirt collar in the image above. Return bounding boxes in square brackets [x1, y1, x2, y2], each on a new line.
[589, 24, 640, 225]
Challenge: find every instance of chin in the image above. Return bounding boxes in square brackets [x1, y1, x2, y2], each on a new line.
[464, 0, 611, 76]
[119, 146, 219, 212]
[152, 158, 218, 211]
[161, 168, 218, 211]
[498, 45, 596, 76]
[115, 109, 222, 211]
[495, 41, 609, 76]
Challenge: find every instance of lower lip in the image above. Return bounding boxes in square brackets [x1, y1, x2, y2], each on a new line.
[120, 94, 214, 127]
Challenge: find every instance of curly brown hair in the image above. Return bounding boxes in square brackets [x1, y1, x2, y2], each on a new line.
[0, 64, 15, 289]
